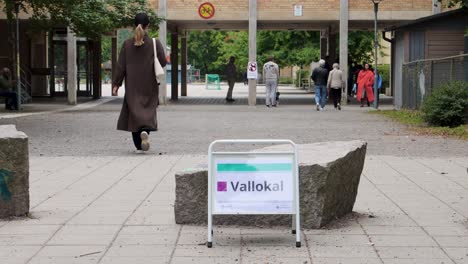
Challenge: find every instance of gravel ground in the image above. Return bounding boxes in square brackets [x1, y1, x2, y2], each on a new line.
[1, 97, 466, 157]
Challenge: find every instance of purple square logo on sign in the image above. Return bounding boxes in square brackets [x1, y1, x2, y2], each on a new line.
[217, 181, 227, 192]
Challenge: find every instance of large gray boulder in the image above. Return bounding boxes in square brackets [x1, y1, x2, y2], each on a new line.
[175, 140, 367, 229]
[0, 125, 29, 218]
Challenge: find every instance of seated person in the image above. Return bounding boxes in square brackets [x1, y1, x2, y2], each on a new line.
[0, 68, 18, 110]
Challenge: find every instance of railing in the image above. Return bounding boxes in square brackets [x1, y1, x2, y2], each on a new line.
[402, 54, 468, 109]
[19, 65, 32, 103]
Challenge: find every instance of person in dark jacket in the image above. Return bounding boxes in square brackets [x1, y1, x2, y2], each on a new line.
[225, 56, 237, 102]
[311, 59, 329, 111]
[112, 13, 167, 153]
[0, 68, 18, 111]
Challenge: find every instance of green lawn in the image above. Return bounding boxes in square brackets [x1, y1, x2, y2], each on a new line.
[370, 110, 468, 140]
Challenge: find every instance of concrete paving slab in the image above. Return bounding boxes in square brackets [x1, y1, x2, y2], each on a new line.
[100, 256, 170, 264]
[370, 235, 438, 247]
[239, 256, 311, 264]
[382, 259, 454, 264]
[174, 245, 240, 258]
[171, 256, 240, 264]
[241, 245, 309, 258]
[47, 225, 120, 246]
[375, 246, 450, 259]
[434, 236, 468, 248]
[105, 244, 174, 257]
[313, 258, 382, 264]
[178, 228, 240, 246]
[363, 226, 426, 236]
[28, 256, 100, 264]
[309, 245, 379, 258]
[306, 234, 372, 247]
[443, 247, 468, 264]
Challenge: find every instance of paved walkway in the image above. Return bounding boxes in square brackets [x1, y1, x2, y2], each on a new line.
[0, 155, 467, 264]
[1, 83, 467, 263]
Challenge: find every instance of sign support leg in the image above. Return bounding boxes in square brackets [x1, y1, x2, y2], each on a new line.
[292, 214, 296, 234]
[294, 144, 301, 247]
[207, 148, 213, 248]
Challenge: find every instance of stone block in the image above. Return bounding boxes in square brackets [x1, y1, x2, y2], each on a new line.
[175, 140, 366, 229]
[0, 125, 29, 218]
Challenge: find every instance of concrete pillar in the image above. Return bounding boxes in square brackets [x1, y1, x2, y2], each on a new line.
[329, 34, 337, 64]
[320, 30, 328, 60]
[111, 34, 117, 81]
[432, 0, 441, 14]
[92, 39, 102, 99]
[67, 27, 77, 105]
[171, 31, 179, 100]
[181, 32, 187, 97]
[158, 0, 167, 104]
[248, 0, 257, 106]
[340, 0, 349, 104]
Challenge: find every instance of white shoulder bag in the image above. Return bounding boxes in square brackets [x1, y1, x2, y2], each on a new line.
[153, 38, 165, 82]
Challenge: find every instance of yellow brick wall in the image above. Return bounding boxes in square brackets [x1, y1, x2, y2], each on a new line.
[166, 0, 248, 20]
[150, 0, 433, 20]
[350, 0, 432, 11]
[148, 0, 158, 11]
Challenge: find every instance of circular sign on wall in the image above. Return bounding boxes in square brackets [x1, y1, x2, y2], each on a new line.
[199, 2, 215, 19]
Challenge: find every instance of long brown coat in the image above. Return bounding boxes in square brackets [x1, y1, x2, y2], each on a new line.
[113, 34, 167, 132]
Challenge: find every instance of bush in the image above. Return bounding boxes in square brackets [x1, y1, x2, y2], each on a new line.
[295, 69, 309, 88]
[421, 81, 468, 127]
[279, 77, 293, 84]
[377, 64, 390, 92]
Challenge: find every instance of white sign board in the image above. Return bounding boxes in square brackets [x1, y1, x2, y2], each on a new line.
[247, 61, 258, 79]
[207, 139, 301, 248]
[294, 5, 303, 17]
[212, 155, 295, 214]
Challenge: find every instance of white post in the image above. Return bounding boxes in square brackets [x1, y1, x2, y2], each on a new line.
[340, 0, 349, 105]
[207, 142, 214, 248]
[158, 0, 167, 105]
[294, 143, 301, 247]
[248, 0, 257, 106]
[67, 27, 77, 105]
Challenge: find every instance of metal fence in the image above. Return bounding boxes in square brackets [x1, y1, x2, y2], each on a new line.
[402, 54, 468, 109]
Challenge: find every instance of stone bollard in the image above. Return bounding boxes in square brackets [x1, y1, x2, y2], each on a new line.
[0, 125, 29, 218]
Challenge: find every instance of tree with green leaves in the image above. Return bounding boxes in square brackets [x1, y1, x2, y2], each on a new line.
[1, 0, 158, 40]
[441, 0, 468, 9]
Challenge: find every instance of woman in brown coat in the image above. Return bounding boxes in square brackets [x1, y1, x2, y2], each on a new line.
[112, 13, 167, 152]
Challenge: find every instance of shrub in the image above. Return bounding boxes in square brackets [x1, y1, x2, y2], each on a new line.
[377, 64, 390, 92]
[421, 81, 468, 127]
[279, 77, 293, 84]
[295, 69, 309, 88]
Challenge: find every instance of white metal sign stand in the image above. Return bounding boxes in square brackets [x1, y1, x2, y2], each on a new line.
[207, 139, 301, 248]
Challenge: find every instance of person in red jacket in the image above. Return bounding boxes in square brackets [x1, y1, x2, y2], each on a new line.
[356, 63, 375, 107]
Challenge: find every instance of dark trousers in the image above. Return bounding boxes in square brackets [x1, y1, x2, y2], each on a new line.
[0, 92, 18, 110]
[131, 129, 150, 150]
[330, 88, 342, 108]
[226, 80, 235, 100]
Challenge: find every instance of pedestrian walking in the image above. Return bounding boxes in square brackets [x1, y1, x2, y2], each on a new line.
[327, 63, 345, 110]
[112, 13, 167, 153]
[263, 56, 279, 107]
[311, 59, 329, 111]
[0, 68, 18, 111]
[356, 62, 375, 107]
[225, 56, 237, 102]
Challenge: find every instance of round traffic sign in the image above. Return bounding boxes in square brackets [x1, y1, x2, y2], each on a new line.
[199, 2, 215, 19]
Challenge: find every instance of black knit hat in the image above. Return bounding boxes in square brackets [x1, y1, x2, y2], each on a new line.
[134, 13, 150, 27]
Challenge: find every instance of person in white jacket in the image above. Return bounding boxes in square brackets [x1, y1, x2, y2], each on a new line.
[263, 57, 280, 107]
[327, 63, 345, 110]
